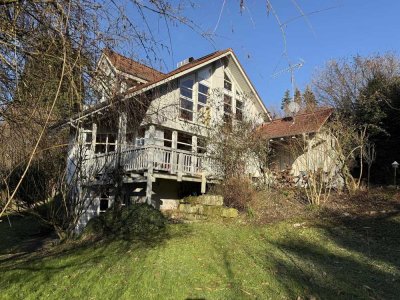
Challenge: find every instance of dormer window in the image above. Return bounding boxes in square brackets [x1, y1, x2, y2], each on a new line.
[179, 77, 194, 121]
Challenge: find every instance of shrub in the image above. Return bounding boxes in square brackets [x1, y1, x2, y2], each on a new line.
[84, 204, 167, 240]
[214, 177, 256, 211]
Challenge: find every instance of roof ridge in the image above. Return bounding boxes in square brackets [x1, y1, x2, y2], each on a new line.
[168, 49, 231, 74]
[104, 48, 165, 75]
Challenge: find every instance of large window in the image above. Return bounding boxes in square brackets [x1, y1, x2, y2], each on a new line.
[164, 129, 172, 148]
[197, 138, 207, 154]
[179, 77, 194, 121]
[197, 83, 209, 123]
[177, 132, 192, 152]
[236, 91, 244, 121]
[95, 133, 117, 154]
[223, 94, 233, 124]
[224, 72, 232, 91]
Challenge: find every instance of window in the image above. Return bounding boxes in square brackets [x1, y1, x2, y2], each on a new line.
[236, 93, 244, 121]
[179, 77, 194, 121]
[135, 127, 146, 147]
[177, 132, 192, 152]
[99, 193, 109, 213]
[82, 130, 92, 149]
[197, 83, 209, 123]
[223, 94, 233, 123]
[95, 133, 117, 154]
[164, 129, 172, 148]
[224, 72, 232, 91]
[197, 138, 207, 154]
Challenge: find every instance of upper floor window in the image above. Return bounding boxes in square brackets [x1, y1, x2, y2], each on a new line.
[224, 72, 232, 91]
[95, 133, 117, 154]
[223, 94, 233, 124]
[177, 132, 192, 152]
[197, 83, 209, 123]
[197, 138, 207, 154]
[164, 129, 172, 148]
[179, 77, 194, 121]
[236, 91, 244, 121]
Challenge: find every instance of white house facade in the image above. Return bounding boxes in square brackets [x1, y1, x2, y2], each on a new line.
[62, 49, 270, 230]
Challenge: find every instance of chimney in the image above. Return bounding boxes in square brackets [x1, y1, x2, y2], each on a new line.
[177, 57, 194, 68]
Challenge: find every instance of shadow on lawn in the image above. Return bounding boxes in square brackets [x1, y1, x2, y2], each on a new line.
[0, 206, 191, 292]
[266, 207, 400, 300]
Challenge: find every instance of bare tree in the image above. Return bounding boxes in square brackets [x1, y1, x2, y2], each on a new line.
[0, 0, 201, 223]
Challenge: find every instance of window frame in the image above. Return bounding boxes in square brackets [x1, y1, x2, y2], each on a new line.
[94, 132, 117, 154]
[235, 90, 244, 121]
[179, 76, 194, 122]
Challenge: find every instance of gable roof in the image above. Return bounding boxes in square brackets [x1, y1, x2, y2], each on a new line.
[103, 49, 165, 82]
[258, 107, 334, 139]
[123, 49, 232, 95]
[122, 48, 270, 117]
[51, 48, 269, 129]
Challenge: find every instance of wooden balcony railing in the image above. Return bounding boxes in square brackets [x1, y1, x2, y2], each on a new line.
[83, 145, 213, 178]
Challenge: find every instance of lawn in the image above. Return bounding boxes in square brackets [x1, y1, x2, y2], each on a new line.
[1, 210, 400, 299]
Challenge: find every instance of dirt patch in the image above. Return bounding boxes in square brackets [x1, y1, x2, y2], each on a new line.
[247, 188, 400, 225]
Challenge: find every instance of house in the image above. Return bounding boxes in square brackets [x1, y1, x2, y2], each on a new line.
[61, 48, 270, 230]
[258, 107, 339, 185]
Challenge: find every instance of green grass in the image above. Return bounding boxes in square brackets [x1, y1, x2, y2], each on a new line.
[1, 213, 400, 299]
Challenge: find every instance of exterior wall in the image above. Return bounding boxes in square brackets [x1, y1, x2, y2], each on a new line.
[143, 57, 266, 137]
[69, 52, 270, 232]
[270, 131, 341, 184]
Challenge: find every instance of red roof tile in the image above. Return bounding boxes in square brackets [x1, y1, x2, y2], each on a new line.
[104, 49, 165, 82]
[258, 107, 334, 139]
[123, 49, 232, 95]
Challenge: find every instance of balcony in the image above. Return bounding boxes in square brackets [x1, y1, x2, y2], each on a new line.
[83, 145, 213, 180]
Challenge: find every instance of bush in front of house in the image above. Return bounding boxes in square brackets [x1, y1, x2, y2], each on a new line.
[84, 204, 167, 240]
[212, 177, 256, 211]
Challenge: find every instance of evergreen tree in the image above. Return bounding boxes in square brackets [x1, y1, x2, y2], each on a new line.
[294, 88, 302, 106]
[303, 85, 317, 111]
[16, 34, 84, 120]
[281, 89, 291, 111]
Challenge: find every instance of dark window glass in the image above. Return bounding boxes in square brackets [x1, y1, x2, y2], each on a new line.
[108, 134, 116, 144]
[198, 93, 207, 104]
[95, 144, 106, 154]
[108, 144, 115, 153]
[224, 73, 232, 91]
[100, 199, 109, 212]
[236, 110, 243, 121]
[224, 94, 232, 105]
[197, 138, 206, 154]
[180, 78, 193, 89]
[177, 132, 192, 151]
[180, 98, 193, 110]
[180, 109, 193, 121]
[199, 84, 208, 94]
[164, 130, 172, 148]
[180, 87, 192, 99]
[97, 134, 106, 143]
[85, 133, 92, 143]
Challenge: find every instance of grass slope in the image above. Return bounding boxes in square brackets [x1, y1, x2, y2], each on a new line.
[1, 213, 400, 299]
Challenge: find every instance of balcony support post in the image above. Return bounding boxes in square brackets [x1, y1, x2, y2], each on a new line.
[146, 125, 155, 206]
[191, 136, 197, 176]
[171, 131, 178, 174]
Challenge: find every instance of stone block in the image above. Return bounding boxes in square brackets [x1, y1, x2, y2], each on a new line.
[221, 208, 239, 218]
[160, 199, 180, 211]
